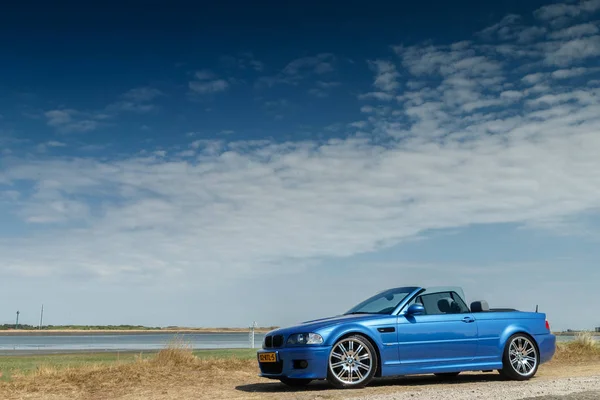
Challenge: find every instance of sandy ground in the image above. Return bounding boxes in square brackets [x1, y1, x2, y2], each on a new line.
[2, 361, 598, 400]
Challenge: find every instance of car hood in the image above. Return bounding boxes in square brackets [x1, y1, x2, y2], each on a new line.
[269, 313, 384, 336]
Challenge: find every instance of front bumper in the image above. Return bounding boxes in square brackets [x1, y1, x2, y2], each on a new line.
[536, 333, 556, 364]
[257, 345, 331, 380]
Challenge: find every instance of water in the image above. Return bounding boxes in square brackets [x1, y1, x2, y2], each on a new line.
[555, 335, 578, 343]
[0, 332, 578, 354]
[0, 332, 266, 354]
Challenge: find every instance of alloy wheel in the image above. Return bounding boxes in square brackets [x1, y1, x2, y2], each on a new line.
[508, 336, 538, 376]
[328, 336, 374, 386]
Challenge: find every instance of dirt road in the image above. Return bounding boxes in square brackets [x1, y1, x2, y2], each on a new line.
[525, 392, 600, 400]
[229, 363, 600, 400]
[347, 376, 600, 400]
[2, 360, 599, 399]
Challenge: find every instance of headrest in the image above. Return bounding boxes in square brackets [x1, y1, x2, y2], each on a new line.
[437, 298, 453, 313]
[471, 300, 490, 312]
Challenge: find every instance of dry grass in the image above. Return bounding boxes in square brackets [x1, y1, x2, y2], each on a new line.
[552, 331, 600, 363]
[0, 338, 599, 400]
[0, 337, 256, 400]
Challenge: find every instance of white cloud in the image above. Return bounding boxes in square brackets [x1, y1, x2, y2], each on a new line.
[500, 90, 525, 100]
[283, 54, 334, 76]
[46, 141, 67, 147]
[189, 79, 229, 94]
[221, 52, 264, 72]
[525, 88, 598, 107]
[36, 140, 67, 153]
[534, 0, 600, 23]
[122, 87, 163, 102]
[109, 86, 163, 113]
[522, 72, 548, 85]
[6, 67, 600, 283]
[394, 44, 503, 78]
[45, 87, 162, 133]
[549, 22, 600, 39]
[256, 54, 335, 87]
[188, 70, 230, 94]
[308, 81, 341, 97]
[193, 70, 216, 80]
[45, 110, 73, 127]
[44, 109, 103, 133]
[348, 121, 368, 129]
[476, 14, 522, 41]
[543, 35, 600, 65]
[368, 60, 400, 92]
[517, 26, 547, 43]
[316, 81, 340, 89]
[358, 92, 395, 101]
[0, 190, 20, 201]
[551, 67, 593, 78]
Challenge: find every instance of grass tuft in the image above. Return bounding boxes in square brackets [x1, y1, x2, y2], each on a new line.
[553, 331, 599, 363]
[152, 336, 197, 367]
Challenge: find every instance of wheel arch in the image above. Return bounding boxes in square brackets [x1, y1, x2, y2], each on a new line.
[500, 327, 540, 354]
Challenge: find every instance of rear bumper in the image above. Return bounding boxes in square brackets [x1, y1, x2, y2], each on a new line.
[257, 346, 331, 380]
[535, 333, 556, 364]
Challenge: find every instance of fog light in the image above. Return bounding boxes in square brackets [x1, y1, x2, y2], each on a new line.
[293, 360, 309, 369]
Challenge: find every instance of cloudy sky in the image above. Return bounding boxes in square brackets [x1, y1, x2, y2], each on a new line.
[1, 0, 599, 331]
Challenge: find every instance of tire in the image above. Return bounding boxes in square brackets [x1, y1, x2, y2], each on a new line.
[499, 333, 539, 381]
[279, 377, 312, 387]
[434, 372, 460, 379]
[327, 334, 378, 389]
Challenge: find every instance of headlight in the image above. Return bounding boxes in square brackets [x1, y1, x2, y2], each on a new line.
[287, 333, 324, 345]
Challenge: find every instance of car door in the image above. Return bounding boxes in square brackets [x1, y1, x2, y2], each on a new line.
[396, 291, 478, 370]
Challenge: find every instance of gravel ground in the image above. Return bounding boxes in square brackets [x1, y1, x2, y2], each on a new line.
[350, 376, 600, 400]
[523, 391, 600, 400]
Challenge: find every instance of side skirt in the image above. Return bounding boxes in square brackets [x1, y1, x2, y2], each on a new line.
[381, 361, 504, 377]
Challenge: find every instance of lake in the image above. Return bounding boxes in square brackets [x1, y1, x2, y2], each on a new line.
[0, 332, 266, 354]
[0, 332, 577, 355]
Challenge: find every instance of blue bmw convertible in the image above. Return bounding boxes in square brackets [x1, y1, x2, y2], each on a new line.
[257, 286, 556, 389]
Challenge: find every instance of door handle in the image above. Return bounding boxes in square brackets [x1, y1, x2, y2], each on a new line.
[462, 316, 475, 323]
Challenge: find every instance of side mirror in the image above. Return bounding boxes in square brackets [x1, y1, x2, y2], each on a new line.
[406, 304, 425, 316]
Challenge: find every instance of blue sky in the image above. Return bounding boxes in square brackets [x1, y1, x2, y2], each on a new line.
[1, 0, 600, 330]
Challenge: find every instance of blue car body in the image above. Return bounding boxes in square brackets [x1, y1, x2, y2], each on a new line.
[257, 286, 556, 384]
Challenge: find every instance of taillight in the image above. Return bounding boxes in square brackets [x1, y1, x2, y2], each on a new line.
[545, 320, 551, 331]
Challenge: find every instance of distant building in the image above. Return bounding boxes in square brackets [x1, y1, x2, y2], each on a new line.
[596, 327, 600, 333]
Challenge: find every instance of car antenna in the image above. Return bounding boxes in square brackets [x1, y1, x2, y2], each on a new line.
[535, 304, 538, 313]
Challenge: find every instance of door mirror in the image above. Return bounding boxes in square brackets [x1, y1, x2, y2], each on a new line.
[406, 304, 425, 316]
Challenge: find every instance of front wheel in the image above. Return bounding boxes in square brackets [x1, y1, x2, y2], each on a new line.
[499, 334, 539, 380]
[326, 335, 378, 389]
[279, 377, 312, 387]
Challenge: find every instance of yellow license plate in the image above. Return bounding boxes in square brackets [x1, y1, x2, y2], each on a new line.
[259, 352, 277, 363]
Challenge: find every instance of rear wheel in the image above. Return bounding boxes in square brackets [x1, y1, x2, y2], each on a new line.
[434, 372, 460, 379]
[279, 377, 312, 387]
[327, 335, 378, 389]
[499, 334, 539, 380]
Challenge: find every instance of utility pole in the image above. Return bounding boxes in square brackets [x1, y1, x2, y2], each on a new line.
[15, 311, 20, 330]
[249, 321, 257, 349]
[39, 304, 44, 330]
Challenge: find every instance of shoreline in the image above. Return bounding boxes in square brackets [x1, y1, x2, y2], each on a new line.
[0, 329, 595, 338]
[0, 347, 255, 356]
[0, 328, 272, 336]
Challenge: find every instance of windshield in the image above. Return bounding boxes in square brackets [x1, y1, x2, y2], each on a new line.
[344, 287, 416, 315]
